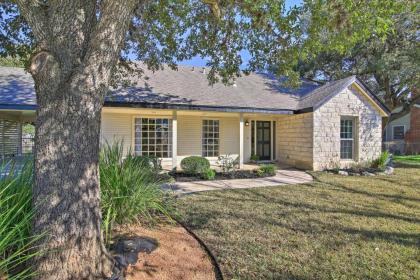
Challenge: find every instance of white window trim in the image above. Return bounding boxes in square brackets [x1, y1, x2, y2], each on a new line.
[132, 115, 174, 159]
[392, 125, 406, 141]
[340, 117, 356, 161]
[201, 118, 220, 157]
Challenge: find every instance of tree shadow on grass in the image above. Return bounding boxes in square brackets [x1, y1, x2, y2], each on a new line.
[310, 174, 420, 204]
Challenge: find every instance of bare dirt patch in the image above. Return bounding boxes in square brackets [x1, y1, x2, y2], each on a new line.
[114, 224, 216, 280]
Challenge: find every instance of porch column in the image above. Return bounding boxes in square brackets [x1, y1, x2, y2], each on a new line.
[17, 122, 22, 156]
[172, 111, 178, 169]
[239, 113, 244, 169]
[270, 120, 274, 161]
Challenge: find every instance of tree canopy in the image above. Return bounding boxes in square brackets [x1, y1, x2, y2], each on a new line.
[0, 0, 406, 87]
[297, 0, 419, 117]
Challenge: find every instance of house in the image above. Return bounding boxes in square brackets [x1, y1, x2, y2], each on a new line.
[0, 65, 389, 170]
[383, 101, 420, 154]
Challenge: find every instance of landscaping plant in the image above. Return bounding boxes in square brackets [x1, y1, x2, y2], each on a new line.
[99, 142, 175, 245]
[132, 155, 162, 173]
[258, 164, 277, 176]
[0, 159, 42, 280]
[371, 151, 390, 170]
[180, 156, 210, 175]
[217, 154, 239, 173]
[201, 168, 216, 180]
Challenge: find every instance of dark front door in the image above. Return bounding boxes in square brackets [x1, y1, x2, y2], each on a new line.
[256, 121, 271, 160]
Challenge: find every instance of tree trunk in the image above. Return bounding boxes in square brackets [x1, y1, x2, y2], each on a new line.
[32, 69, 112, 279]
[13, 1, 139, 278]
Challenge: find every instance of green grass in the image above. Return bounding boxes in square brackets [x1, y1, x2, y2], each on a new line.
[177, 167, 420, 280]
[394, 155, 420, 165]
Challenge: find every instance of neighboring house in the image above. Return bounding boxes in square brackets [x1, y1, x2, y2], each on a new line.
[0, 65, 389, 170]
[383, 102, 420, 154]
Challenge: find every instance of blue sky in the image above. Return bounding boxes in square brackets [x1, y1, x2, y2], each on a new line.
[178, 0, 303, 67]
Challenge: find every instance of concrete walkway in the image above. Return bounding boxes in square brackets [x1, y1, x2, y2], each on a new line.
[163, 169, 313, 194]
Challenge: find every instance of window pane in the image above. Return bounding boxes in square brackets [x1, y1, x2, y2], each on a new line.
[393, 126, 405, 140]
[202, 120, 220, 157]
[340, 118, 354, 159]
[134, 118, 172, 158]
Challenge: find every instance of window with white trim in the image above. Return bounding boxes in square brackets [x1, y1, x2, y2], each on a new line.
[340, 118, 354, 159]
[134, 118, 172, 158]
[392, 125, 405, 140]
[202, 120, 219, 157]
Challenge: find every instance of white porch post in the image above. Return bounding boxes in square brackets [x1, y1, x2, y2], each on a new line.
[17, 122, 22, 156]
[270, 120, 274, 161]
[172, 111, 178, 169]
[239, 113, 244, 169]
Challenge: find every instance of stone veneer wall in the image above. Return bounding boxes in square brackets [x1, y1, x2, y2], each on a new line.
[276, 113, 314, 169]
[312, 85, 382, 170]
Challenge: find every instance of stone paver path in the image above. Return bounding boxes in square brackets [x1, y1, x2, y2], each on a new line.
[163, 169, 313, 194]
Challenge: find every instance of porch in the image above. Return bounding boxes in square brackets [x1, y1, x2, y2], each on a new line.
[0, 110, 35, 160]
[101, 107, 311, 170]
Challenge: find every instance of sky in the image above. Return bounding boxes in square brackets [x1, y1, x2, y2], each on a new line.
[178, 0, 303, 67]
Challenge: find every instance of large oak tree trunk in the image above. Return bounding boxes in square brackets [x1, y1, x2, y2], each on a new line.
[14, 1, 139, 279]
[33, 73, 111, 279]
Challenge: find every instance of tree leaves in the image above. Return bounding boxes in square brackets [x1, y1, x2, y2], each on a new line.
[0, 0, 406, 88]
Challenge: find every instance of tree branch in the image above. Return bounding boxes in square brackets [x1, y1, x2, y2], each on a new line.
[15, 0, 49, 47]
[74, 0, 140, 98]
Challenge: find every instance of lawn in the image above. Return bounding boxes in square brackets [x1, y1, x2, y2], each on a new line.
[393, 155, 420, 166]
[177, 167, 420, 280]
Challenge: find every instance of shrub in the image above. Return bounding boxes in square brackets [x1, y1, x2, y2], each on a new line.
[131, 155, 162, 173]
[250, 154, 260, 161]
[180, 156, 210, 175]
[99, 141, 175, 244]
[201, 168, 216, 180]
[258, 164, 277, 176]
[0, 159, 42, 279]
[371, 151, 390, 170]
[256, 169, 265, 177]
[217, 154, 239, 173]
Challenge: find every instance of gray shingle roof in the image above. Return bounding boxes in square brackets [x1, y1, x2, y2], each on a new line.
[0, 66, 36, 109]
[0, 65, 387, 114]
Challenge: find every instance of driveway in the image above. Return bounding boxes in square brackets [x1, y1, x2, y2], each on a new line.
[163, 169, 313, 194]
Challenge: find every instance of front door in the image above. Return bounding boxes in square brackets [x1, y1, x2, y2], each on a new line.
[256, 121, 271, 160]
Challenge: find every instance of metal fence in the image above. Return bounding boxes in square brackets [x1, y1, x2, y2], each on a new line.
[383, 141, 420, 155]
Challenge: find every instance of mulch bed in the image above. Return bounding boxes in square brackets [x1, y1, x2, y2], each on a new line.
[112, 223, 217, 280]
[169, 170, 274, 182]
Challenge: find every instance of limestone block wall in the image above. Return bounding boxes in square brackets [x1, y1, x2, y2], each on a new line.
[276, 113, 314, 169]
[313, 86, 382, 170]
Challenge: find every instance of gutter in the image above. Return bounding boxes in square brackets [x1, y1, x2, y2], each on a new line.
[104, 101, 294, 115]
[0, 104, 37, 110]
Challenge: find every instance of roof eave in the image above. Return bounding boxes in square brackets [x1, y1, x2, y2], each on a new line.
[0, 104, 37, 111]
[104, 101, 294, 115]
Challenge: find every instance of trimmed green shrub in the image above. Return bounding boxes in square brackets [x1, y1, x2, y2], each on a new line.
[201, 168, 216, 180]
[180, 156, 210, 175]
[258, 164, 277, 176]
[371, 151, 390, 170]
[0, 159, 43, 280]
[99, 141, 175, 244]
[131, 155, 162, 173]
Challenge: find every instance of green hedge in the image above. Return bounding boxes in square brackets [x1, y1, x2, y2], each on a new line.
[180, 156, 210, 175]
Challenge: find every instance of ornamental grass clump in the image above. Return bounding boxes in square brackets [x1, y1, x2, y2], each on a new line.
[99, 141, 175, 244]
[371, 151, 390, 170]
[0, 159, 42, 280]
